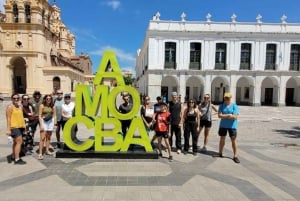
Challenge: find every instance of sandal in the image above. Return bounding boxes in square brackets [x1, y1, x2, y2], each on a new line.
[38, 154, 43, 160]
[46, 151, 54, 156]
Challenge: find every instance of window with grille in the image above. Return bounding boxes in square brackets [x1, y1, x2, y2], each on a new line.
[189, 43, 201, 70]
[215, 43, 226, 70]
[265, 44, 276, 70]
[164, 42, 176, 69]
[290, 44, 300, 71]
[240, 43, 251, 70]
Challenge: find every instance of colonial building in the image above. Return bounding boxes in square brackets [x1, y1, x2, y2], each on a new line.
[136, 13, 300, 106]
[0, 0, 92, 97]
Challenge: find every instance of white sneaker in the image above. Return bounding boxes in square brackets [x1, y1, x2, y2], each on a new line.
[177, 149, 181, 154]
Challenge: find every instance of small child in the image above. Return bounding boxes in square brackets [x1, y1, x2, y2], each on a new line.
[153, 102, 173, 161]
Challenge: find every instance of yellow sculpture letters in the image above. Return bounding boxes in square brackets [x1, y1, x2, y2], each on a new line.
[63, 50, 153, 152]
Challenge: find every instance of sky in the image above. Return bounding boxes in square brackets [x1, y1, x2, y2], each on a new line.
[1, 0, 300, 75]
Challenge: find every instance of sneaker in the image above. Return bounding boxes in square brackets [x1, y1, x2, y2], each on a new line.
[219, 153, 223, 158]
[200, 146, 207, 153]
[233, 157, 240, 163]
[14, 158, 26, 165]
[177, 149, 181, 154]
[7, 155, 14, 164]
[168, 155, 173, 161]
[183, 150, 188, 155]
[158, 153, 163, 158]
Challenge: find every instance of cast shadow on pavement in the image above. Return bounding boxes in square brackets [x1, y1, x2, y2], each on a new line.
[273, 126, 300, 139]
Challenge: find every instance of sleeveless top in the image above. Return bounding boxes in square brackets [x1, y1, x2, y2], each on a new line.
[169, 101, 181, 125]
[10, 104, 26, 129]
[42, 105, 53, 116]
[185, 109, 197, 123]
[54, 98, 64, 121]
[199, 103, 212, 121]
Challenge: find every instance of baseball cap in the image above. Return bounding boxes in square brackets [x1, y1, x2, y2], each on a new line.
[224, 92, 232, 98]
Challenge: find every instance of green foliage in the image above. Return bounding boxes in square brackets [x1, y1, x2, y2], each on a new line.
[123, 76, 135, 85]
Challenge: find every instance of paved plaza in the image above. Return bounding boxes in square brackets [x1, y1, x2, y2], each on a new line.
[0, 101, 300, 201]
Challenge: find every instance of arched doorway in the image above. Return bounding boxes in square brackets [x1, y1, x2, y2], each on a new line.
[11, 57, 27, 94]
[161, 76, 178, 103]
[286, 77, 300, 106]
[186, 76, 203, 103]
[53, 76, 61, 93]
[236, 77, 254, 105]
[261, 77, 279, 106]
[211, 77, 229, 104]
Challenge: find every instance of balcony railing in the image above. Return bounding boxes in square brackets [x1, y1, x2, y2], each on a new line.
[164, 62, 176, 69]
[189, 62, 201, 70]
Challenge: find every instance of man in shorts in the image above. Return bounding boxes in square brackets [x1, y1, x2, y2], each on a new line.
[218, 92, 240, 163]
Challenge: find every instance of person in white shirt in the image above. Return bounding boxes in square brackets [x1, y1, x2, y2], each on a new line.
[61, 94, 75, 129]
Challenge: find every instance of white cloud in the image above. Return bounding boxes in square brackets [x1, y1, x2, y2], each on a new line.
[0, 0, 5, 13]
[103, 0, 121, 11]
[90, 46, 135, 63]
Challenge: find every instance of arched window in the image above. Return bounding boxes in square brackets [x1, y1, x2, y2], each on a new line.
[25, 4, 31, 23]
[53, 77, 61, 93]
[13, 3, 19, 23]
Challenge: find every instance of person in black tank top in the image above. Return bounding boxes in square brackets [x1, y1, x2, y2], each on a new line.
[183, 99, 201, 155]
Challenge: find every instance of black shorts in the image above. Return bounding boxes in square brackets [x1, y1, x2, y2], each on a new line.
[218, 128, 237, 138]
[155, 131, 169, 138]
[11, 128, 25, 138]
[200, 120, 212, 128]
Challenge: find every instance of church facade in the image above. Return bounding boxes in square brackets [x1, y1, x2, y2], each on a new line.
[136, 13, 300, 106]
[0, 0, 93, 97]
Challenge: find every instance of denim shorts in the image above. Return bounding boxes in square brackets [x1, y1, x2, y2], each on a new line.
[11, 128, 25, 138]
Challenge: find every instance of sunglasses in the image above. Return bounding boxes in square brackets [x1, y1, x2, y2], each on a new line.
[13, 97, 19, 100]
[23, 98, 29, 100]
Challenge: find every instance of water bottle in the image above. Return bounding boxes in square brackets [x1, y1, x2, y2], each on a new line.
[8, 136, 13, 144]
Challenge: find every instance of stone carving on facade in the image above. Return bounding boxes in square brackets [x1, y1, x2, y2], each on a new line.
[256, 14, 262, 23]
[231, 14, 237, 23]
[152, 12, 160, 21]
[206, 13, 212, 22]
[181, 12, 186, 22]
[281, 15, 287, 24]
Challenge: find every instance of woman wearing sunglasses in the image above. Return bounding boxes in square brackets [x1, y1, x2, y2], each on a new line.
[38, 94, 57, 160]
[6, 93, 27, 164]
[198, 94, 218, 153]
[183, 99, 201, 155]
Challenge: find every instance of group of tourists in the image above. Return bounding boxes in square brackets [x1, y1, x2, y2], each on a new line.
[140, 91, 240, 163]
[6, 89, 240, 165]
[5, 90, 75, 164]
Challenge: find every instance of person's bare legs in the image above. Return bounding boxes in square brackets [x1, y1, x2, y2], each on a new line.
[203, 127, 211, 147]
[231, 136, 238, 157]
[45, 131, 52, 154]
[39, 130, 46, 159]
[13, 135, 22, 160]
[219, 136, 226, 156]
